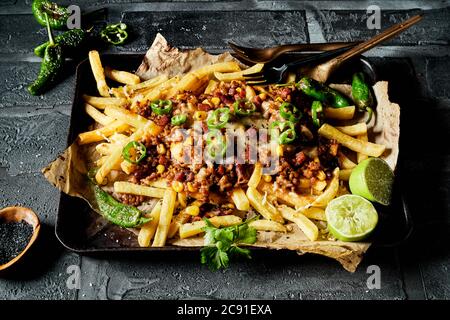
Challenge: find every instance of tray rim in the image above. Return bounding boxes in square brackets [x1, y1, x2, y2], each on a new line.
[54, 52, 413, 254]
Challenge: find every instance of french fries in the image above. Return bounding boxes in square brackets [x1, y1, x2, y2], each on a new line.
[167, 211, 191, 239]
[248, 162, 263, 188]
[104, 67, 141, 85]
[248, 219, 287, 232]
[324, 106, 355, 120]
[204, 80, 218, 94]
[246, 187, 284, 223]
[82, 95, 127, 110]
[336, 123, 367, 136]
[338, 151, 357, 169]
[214, 63, 264, 82]
[318, 124, 385, 157]
[339, 168, 353, 181]
[104, 105, 150, 129]
[77, 120, 129, 145]
[152, 189, 177, 247]
[310, 168, 340, 208]
[138, 201, 162, 247]
[85, 103, 114, 126]
[128, 74, 169, 91]
[231, 188, 250, 211]
[179, 215, 243, 239]
[113, 181, 166, 198]
[297, 207, 327, 221]
[279, 206, 319, 241]
[257, 181, 315, 209]
[356, 133, 369, 163]
[88, 50, 110, 97]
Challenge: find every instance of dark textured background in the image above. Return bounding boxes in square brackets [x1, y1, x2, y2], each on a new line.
[0, 0, 449, 300]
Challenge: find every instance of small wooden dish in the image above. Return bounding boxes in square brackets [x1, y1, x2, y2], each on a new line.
[0, 206, 41, 271]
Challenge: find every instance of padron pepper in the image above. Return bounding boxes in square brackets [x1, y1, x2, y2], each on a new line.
[311, 101, 323, 127]
[122, 141, 147, 164]
[207, 108, 230, 129]
[28, 13, 64, 96]
[34, 28, 86, 58]
[280, 102, 302, 123]
[233, 99, 256, 116]
[270, 121, 296, 145]
[94, 185, 151, 228]
[352, 72, 374, 123]
[32, 0, 69, 30]
[297, 77, 350, 108]
[151, 99, 173, 115]
[100, 23, 129, 45]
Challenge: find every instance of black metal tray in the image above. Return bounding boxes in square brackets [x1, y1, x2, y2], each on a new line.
[55, 53, 413, 253]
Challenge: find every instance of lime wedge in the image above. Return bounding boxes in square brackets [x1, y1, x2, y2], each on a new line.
[349, 158, 394, 206]
[326, 195, 378, 242]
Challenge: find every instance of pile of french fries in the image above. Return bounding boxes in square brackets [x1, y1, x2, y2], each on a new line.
[79, 50, 387, 247]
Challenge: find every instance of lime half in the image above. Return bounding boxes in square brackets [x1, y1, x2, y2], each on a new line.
[326, 195, 378, 242]
[349, 158, 394, 206]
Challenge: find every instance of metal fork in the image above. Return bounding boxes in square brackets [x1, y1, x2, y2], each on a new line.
[243, 44, 356, 85]
[229, 41, 360, 64]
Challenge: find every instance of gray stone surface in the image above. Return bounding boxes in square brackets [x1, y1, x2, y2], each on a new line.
[0, 0, 449, 301]
[119, 10, 308, 51]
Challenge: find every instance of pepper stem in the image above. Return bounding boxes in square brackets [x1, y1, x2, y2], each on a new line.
[45, 13, 55, 45]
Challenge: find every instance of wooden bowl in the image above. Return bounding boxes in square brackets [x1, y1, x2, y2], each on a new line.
[0, 207, 40, 271]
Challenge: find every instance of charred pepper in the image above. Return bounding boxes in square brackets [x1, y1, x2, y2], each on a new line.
[34, 28, 86, 58]
[297, 77, 350, 108]
[94, 185, 151, 228]
[28, 14, 64, 96]
[352, 72, 374, 123]
[32, 0, 69, 30]
[100, 23, 129, 45]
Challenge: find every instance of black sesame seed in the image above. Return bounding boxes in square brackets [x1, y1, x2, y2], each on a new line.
[0, 220, 33, 265]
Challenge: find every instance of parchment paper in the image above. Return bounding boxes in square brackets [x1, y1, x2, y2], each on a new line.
[42, 34, 400, 272]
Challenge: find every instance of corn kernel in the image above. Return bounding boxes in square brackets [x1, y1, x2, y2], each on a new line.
[276, 145, 284, 157]
[187, 182, 197, 193]
[317, 170, 326, 181]
[225, 203, 235, 209]
[193, 111, 207, 121]
[263, 175, 272, 182]
[202, 99, 211, 106]
[172, 181, 184, 193]
[176, 94, 184, 100]
[185, 205, 200, 216]
[236, 87, 242, 93]
[156, 164, 165, 174]
[157, 143, 166, 154]
[313, 180, 327, 192]
[258, 93, 267, 100]
[276, 96, 284, 103]
[178, 192, 187, 208]
[211, 97, 220, 106]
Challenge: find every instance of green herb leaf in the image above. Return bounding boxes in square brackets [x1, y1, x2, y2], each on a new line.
[200, 217, 257, 271]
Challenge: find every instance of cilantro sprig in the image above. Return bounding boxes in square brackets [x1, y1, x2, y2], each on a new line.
[200, 217, 258, 271]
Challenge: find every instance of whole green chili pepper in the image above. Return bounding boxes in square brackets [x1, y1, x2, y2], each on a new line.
[206, 130, 227, 158]
[34, 28, 86, 58]
[28, 13, 64, 96]
[100, 23, 129, 45]
[94, 185, 151, 228]
[270, 121, 296, 145]
[280, 102, 302, 123]
[297, 77, 350, 108]
[233, 99, 256, 116]
[32, 0, 69, 30]
[122, 141, 147, 164]
[352, 72, 374, 123]
[311, 101, 323, 127]
[207, 108, 230, 129]
[151, 99, 173, 115]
